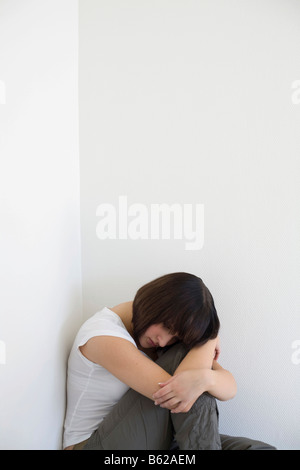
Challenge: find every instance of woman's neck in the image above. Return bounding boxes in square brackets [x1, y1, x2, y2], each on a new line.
[110, 301, 134, 337]
[110, 300, 157, 359]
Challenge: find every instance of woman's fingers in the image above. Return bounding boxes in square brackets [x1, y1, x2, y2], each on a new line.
[158, 396, 181, 409]
[154, 391, 175, 405]
[153, 375, 178, 401]
[153, 384, 172, 401]
[159, 398, 193, 413]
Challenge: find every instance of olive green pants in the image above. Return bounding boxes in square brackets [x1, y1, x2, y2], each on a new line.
[74, 344, 275, 451]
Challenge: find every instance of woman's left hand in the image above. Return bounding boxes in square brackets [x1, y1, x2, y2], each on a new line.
[152, 369, 211, 413]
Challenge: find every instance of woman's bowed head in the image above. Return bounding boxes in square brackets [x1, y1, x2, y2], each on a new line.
[132, 272, 220, 351]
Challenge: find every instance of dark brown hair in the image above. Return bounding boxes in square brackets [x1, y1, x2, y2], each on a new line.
[132, 272, 220, 350]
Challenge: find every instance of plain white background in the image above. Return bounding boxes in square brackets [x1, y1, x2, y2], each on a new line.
[0, 0, 299, 449]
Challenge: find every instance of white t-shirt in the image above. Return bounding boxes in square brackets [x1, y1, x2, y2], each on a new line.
[63, 307, 137, 448]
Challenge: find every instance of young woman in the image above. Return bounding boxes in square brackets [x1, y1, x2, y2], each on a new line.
[63, 272, 237, 450]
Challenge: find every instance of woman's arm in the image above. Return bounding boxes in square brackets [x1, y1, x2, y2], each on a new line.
[152, 338, 237, 412]
[79, 336, 171, 400]
[209, 360, 237, 401]
[174, 338, 218, 372]
[174, 337, 237, 401]
[153, 364, 237, 413]
[80, 335, 236, 412]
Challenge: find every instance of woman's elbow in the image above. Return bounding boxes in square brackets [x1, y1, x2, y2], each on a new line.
[220, 376, 237, 401]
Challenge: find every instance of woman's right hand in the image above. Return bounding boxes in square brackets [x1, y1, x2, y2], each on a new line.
[153, 368, 212, 413]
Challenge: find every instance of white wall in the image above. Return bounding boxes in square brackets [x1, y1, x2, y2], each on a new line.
[0, 0, 82, 449]
[79, 0, 300, 450]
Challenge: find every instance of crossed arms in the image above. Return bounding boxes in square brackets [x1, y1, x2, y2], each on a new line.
[80, 335, 237, 413]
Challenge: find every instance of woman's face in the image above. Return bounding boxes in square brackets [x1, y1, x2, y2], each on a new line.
[139, 323, 178, 349]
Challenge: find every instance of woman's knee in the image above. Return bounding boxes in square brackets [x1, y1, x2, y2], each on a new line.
[155, 343, 189, 375]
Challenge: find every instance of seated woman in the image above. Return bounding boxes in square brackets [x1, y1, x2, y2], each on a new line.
[63, 272, 274, 450]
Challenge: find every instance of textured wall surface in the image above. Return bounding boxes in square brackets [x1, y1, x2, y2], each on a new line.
[79, 0, 300, 450]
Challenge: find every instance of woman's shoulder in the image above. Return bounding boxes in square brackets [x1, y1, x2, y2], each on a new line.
[109, 301, 133, 334]
[72, 304, 131, 345]
[110, 301, 133, 315]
